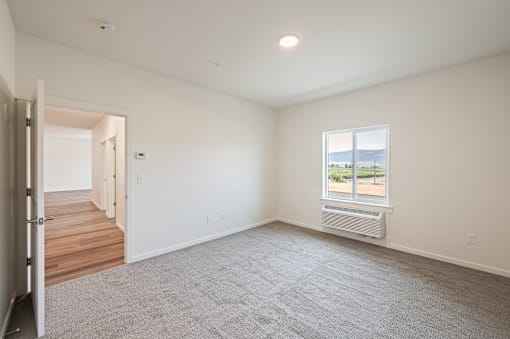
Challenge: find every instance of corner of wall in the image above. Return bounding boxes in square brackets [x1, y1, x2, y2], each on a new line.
[0, 0, 16, 96]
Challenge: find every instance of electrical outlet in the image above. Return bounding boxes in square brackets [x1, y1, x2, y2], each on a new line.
[206, 216, 213, 223]
[467, 233, 477, 245]
[219, 214, 225, 222]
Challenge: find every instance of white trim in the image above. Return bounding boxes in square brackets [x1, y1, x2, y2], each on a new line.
[90, 198, 102, 210]
[389, 243, 510, 278]
[323, 124, 389, 137]
[131, 218, 277, 262]
[278, 217, 510, 278]
[125, 116, 134, 263]
[116, 222, 125, 233]
[352, 128, 357, 198]
[277, 218, 323, 232]
[277, 217, 387, 246]
[323, 124, 389, 206]
[42, 95, 134, 263]
[1, 291, 16, 337]
[320, 198, 393, 213]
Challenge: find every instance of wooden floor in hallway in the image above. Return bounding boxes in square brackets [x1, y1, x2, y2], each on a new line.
[45, 190, 124, 286]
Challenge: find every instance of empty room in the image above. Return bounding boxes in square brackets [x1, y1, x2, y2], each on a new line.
[0, 1, 509, 338]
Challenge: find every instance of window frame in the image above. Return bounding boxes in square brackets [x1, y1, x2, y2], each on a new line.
[322, 125, 390, 206]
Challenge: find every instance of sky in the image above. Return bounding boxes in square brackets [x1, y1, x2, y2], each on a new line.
[328, 129, 386, 152]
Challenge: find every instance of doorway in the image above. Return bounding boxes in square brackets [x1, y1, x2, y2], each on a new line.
[42, 106, 126, 286]
[15, 81, 130, 337]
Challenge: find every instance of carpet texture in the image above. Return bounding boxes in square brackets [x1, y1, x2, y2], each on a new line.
[10, 222, 510, 338]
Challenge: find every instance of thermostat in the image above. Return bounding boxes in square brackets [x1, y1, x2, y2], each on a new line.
[135, 152, 146, 160]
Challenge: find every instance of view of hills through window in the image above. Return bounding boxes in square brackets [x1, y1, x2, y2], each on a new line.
[326, 127, 387, 203]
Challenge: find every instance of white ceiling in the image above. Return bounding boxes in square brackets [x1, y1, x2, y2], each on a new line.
[8, 0, 510, 108]
[45, 106, 104, 129]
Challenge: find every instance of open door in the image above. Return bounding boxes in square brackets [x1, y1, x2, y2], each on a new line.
[100, 141, 107, 210]
[26, 80, 47, 337]
[106, 136, 116, 218]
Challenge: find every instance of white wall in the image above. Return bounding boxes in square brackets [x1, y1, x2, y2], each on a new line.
[91, 115, 126, 228]
[277, 53, 510, 277]
[0, 0, 16, 334]
[44, 125, 92, 192]
[16, 33, 277, 262]
[16, 26, 508, 279]
[0, 0, 15, 95]
[0, 80, 15, 337]
[0, 83, 16, 336]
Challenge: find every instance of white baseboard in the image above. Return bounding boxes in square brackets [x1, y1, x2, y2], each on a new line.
[131, 218, 277, 262]
[91, 198, 100, 209]
[277, 217, 387, 247]
[389, 243, 510, 278]
[277, 218, 322, 232]
[277, 217, 510, 278]
[116, 222, 125, 232]
[1, 291, 16, 337]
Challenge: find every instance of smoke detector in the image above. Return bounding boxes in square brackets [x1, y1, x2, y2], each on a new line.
[98, 21, 115, 32]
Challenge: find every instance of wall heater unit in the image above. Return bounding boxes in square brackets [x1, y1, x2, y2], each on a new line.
[321, 205, 385, 238]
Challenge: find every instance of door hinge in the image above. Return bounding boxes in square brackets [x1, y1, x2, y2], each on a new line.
[26, 118, 31, 127]
[113, 174, 116, 179]
[113, 202, 116, 206]
[26, 257, 31, 266]
[26, 188, 32, 196]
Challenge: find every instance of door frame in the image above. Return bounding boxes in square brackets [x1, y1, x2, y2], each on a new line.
[28, 80, 46, 337]
[40, 95, 134, 263]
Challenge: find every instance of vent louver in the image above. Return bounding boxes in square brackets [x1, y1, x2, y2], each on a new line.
[321, 205, 385, 238]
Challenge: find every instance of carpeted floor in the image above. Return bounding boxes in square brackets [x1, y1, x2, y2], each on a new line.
[8, 222, 510, 338]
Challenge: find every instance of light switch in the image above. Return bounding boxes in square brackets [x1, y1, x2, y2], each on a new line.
[135, 152, 146, 160]
[137, 176, 145, 184]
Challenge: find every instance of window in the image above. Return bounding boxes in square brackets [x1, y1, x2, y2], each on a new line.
[323, 126, 389, 204]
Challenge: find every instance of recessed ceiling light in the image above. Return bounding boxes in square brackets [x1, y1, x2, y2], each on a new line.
[98, 20, 115, 32]
[279, 34, 299, 48]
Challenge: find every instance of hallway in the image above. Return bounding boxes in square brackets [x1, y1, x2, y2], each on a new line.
[45, 190, 124, 286]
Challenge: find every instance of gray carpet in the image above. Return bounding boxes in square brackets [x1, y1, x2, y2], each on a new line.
[8, 222, 510, 338]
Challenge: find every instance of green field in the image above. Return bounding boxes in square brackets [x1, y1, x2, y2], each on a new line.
[328, 165, 385, 183]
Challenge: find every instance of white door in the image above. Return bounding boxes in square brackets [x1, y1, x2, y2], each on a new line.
[26, 80, 46, 337]
[100, 141, 107, 210]
[106, 137, 116, 218]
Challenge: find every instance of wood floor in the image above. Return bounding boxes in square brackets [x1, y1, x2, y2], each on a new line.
[45, 190, 124, 286]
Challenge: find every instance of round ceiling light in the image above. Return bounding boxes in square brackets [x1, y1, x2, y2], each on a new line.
[279, 34, 299, 48]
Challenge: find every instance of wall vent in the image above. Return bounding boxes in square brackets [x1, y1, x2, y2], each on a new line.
[321, 205, 385, 238]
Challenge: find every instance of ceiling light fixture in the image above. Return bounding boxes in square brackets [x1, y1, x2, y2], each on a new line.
[279, 34, 299, 48]
[98, 20, 116, 32]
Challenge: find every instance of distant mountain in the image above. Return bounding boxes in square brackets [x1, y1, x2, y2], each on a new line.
[329, 149, 385, 163]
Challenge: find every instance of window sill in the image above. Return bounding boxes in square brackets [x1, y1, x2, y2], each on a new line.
[320, 198, 393, 213]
